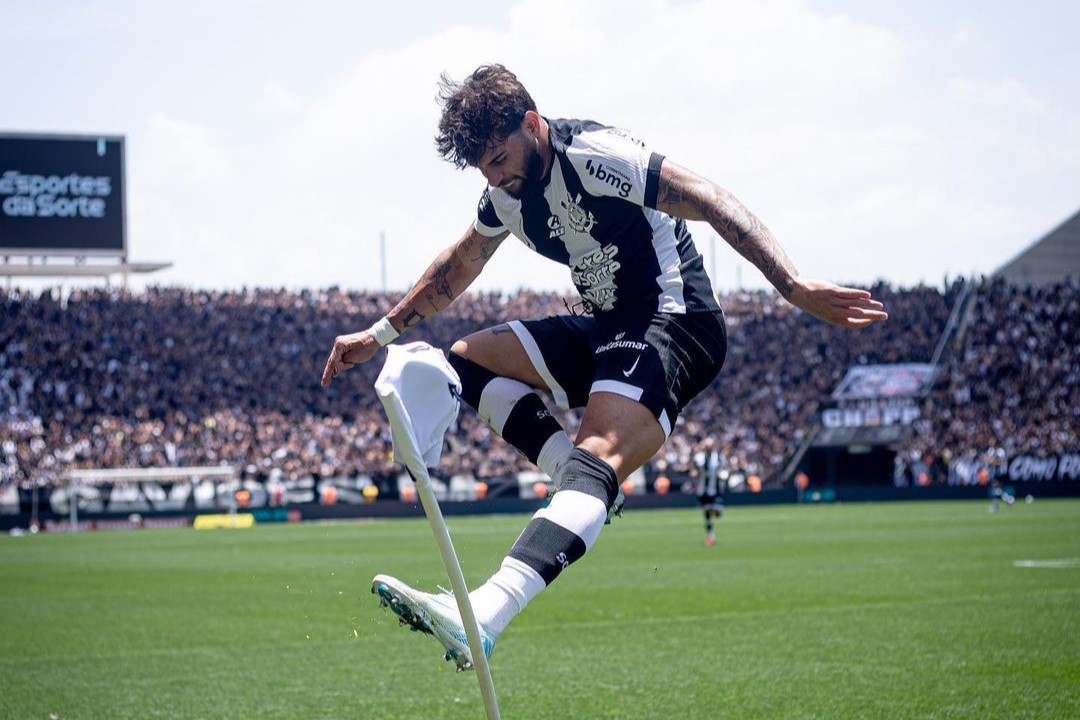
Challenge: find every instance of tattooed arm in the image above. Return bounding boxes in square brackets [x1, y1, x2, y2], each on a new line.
[321, 223, 507, 386]
[656, 159, 798, 298]
[386, 223, 508, 330]
[655, 158, 888, 328]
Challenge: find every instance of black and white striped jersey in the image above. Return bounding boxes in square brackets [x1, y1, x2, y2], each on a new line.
[474, 117, 721, 319]
[695, 449, 727, 500]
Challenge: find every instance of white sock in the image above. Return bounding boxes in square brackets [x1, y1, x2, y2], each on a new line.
[468, 557, 545, 635]
[536, 432, 574, 483]
[469, 490, 608, 634]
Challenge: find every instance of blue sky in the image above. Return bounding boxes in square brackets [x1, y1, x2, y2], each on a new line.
[3, 0, 1078, 293]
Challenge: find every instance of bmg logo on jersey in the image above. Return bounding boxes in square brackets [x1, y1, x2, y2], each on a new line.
[584, 159, 633, 198]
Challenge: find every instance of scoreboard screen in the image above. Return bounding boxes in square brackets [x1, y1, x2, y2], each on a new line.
[0, 133, 126, 255]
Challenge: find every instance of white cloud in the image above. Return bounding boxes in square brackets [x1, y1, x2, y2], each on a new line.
[126, 114, 241, 284]
[0, 3, 115, 40]
[194, 0, 916, 293]
[137, 113, 231, 186]
[945, 77, 1045, 115]
[262, 82, 307, 116]
[947, 22, 981, 50]
[71, 0, 1074, 294]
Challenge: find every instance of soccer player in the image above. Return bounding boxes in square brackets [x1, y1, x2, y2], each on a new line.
[988, 479, 1015, 513]
[693, 437, 726, 547]
[321, 64, 888, 669]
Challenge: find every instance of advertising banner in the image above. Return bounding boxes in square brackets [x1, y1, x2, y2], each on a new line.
[831, 363, 936, 401]
[0, 133, 126, 255]
[820, 397, 921, 429]
[1006, 452, 1080, 483]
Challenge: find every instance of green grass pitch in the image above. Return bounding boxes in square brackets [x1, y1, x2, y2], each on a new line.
[1, 499, 1078, 719]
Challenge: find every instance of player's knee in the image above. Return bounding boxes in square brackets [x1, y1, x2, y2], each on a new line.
[451, 326, 498, 360]
[447, 349, 497, 409]
[449, 339, 470, 357]
[555, 447, 619, 509]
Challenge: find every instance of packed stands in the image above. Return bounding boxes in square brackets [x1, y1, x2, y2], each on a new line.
[896, 278, 1079, 485]
[2, 277, 1074, 489]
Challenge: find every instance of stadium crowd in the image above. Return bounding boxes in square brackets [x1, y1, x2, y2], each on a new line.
[2, 276, 1073, 490]
[895, 278, 1079, 485]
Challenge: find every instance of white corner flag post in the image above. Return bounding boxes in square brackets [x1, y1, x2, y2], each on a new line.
[374, 344, 501, 720]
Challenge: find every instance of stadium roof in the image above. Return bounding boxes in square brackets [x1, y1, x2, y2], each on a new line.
[0, 261, 171, 278]
[995, 207, 1080, 286]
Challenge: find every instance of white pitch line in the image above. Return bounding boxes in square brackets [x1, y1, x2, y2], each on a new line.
[1013, 559, 1080, 569]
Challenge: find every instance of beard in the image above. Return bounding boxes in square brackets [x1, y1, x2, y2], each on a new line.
[502, 143, 546, 199]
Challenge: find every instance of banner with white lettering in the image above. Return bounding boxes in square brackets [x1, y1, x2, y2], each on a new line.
[820, 397, 921, 429]
[1006, 453, 1080, 483]
[0, 134, 126, 254]
[3, 475, 388, 515]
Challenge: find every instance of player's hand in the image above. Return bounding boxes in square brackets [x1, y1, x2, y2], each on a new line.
[787, 279, 888, 328]
[321, 331, 380, 387]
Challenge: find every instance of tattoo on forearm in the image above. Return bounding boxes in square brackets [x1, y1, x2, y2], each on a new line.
[402, 309, 424, 328]
[463, 234, 503, 263]
[718, 199, 798, 299]
[432, 259, 454, 302]
[661, 174, 797, 298]
[480, 236, 501, 261]
[658, 176, 695, 209]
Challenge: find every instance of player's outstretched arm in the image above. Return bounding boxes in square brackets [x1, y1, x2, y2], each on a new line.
[655, 159, 887, 329]
[320, 223, 508, 386]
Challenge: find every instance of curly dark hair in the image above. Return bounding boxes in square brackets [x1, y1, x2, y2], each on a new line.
[435, 64, 537, 169]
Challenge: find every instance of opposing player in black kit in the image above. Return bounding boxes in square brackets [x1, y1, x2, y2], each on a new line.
[321, 64, 888, 668]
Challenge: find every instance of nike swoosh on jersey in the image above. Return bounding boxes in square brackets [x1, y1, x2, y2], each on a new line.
[623, 355, 641, 377]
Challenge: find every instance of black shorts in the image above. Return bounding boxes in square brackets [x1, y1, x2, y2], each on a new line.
[698, 495, 724, 510]
[506, 310, 727, 437]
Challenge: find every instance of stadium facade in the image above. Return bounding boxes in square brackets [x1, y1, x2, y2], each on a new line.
[994, 207, 1080, 287]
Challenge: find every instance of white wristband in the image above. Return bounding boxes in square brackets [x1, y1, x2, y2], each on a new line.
[367, 316, 400, 347]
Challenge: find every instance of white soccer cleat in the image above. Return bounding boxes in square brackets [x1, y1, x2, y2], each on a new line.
[371, 574, 495, 672]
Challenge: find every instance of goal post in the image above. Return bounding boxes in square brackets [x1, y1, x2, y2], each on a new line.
[63, 466, 236, 530]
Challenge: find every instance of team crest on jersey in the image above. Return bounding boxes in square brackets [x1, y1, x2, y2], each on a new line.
[561, 192, 597, 233]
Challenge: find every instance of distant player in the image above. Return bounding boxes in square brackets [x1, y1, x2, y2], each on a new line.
[321, 64, 888, 670]
[693, 437, 726, 546]
[988, 479, 1015, 513]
